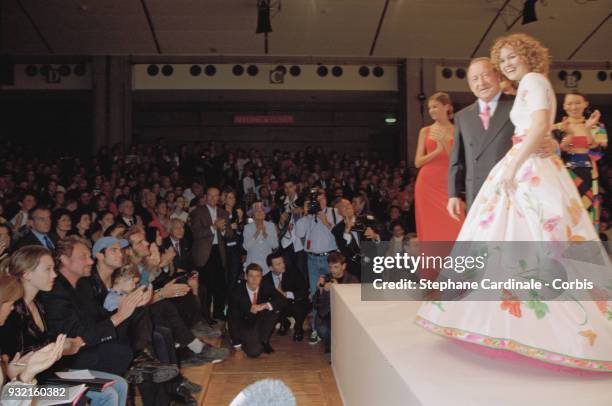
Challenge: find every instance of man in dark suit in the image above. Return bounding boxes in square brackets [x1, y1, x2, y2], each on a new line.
[115, 198, 143, 228]
[228, 263, 285, 358]
[447, 57, 557, 219]
[14, 206, 56, 251]
[189, 186, 229, 322]
[161, 218, 193, 273]
[262, 252, 309, 341]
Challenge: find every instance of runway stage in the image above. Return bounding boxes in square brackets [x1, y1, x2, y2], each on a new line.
[331, 284, 612, 406]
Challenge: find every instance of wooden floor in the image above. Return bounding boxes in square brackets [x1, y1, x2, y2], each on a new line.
[182, 331, 343, 406]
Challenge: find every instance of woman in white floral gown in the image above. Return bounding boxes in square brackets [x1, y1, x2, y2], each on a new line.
[416, 33, 612, 372]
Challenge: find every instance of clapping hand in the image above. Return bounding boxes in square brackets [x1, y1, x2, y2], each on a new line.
[19, 334, 66, 384]
[62, 337, 85, 356]
[586, 110, 601, 129]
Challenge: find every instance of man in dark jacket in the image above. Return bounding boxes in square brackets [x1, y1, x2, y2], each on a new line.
[313, 252, 358, 353]
[228, 263, 286, 358]
[261, 252, 309, 341]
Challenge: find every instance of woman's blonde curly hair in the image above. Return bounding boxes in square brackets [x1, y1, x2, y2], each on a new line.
[490, 33, 550, 77]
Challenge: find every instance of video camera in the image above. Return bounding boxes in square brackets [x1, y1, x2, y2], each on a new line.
[306, 187, 322, 215]
[351, 214, 377, 234]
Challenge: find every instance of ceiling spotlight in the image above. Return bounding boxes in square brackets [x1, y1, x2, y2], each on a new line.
[571, 70, 582, 81]
[373, 66, 384, 77]
[597, 71, 607, 81]
[58, 65, 71, 76]
[74, 64, 87, 76]
[40, 65, 52, 76]
[247, 65, 259, 76]
[269, 66, 285, 84]
[442, 67, 453, 79]
[456, 68, 466, 79]
[317, 66, 329, 77]
[275, 65, 287, 75]
[332, 66, 343, 77]
[359, 66, 370, 77]
[24, 65, 38, 77]
[558, 70, 567, 81]
[147, 65, 159, 76]
[204, 65, 216, 76]
[161, 65, 174, 76]
[289, 65, 301, 76]
[522, 0, 538, 25]
[190, 65, 202, 76]
[233, 65, 245, 76]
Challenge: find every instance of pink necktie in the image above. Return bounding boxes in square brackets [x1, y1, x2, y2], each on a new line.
[479, 103, 490, 130]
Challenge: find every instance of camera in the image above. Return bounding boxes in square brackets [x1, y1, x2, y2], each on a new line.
[323, 274, 334, 283]
[352, 214, 377, 234]
[175, 270, 198, 284]
[307, 188, 322, 215]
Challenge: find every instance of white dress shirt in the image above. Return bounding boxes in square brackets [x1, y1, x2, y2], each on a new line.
[246, 284, 273, 310]
[477, 91, 502, 117]
[207, 204, 219, 245]
[271, 272, 294, 299]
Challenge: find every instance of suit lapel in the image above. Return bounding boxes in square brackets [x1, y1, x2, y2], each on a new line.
[475, 95, 513, 159]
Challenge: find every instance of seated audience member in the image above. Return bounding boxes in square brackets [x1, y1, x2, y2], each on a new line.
[262, 252, 309, 342]
[9, 193, 36, 234]
[13, 206, 55, 252]
[0, 224, 12, 261]
[229, 263, 285, 357]
[313, 252, 358, 353]
[124, 226, 227, 365]
[0, 247, 129, 406]
[69, 209, 93, 243]
[116, 198, 142, 228]
[91, 210, 115, 242]
[50, 208, 72, 243]
[104, 264, 139, 312]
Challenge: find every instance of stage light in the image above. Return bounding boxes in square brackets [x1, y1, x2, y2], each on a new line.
[572, 70, 582, 81]
[233, 65, 245, 76]
[522, 0, 538, 25]
[25, 65, 38, 77]
[558, 70, 567, 81]
[256, 0, 272, 33]
[359, 66, 370, 77]
[597, 71, 607, 81]
[58, 65, 71, 76]
[269, 66, 285, 84]
[190, 65, 202, 76]
[289, 65, 301, 76]
[373, 66, 384, 77]
[275, 65, 287, 75]
[456, 68, 466, 79]
[332, 66, 343, 77]
[442, 68, 453, 79]
[74, 64, 87, 76]
[161, 65, 174, 76]
[247, 65, 259, 76]
[204, 65, 216, 76]
[385, 116, 397, 125]
[147, 65, 159, 76]
[40, 65, 51, 76]
[317, 66, 329, 77]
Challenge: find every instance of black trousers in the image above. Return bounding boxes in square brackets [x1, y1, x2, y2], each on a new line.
[281, 245, 308, 284]
[168, 292, 202, 329]
[225, 244, 243, 294]
[230, 310, 280, 358]
[150, 300, 196, 347]
[278, 298, 309, 333]
[199, 245, 227, 319]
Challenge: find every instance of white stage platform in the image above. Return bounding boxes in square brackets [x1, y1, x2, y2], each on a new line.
[331, 284, 612, 406]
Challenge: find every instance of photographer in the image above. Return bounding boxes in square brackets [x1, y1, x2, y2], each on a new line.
[313, 253, 358, 353]
[331, 198, 381, 281]
[295, 188, 342, 344]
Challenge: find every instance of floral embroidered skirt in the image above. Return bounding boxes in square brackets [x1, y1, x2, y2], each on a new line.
[416, 142, 612, 372]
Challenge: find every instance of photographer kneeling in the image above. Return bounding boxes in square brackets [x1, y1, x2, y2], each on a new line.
[313, 253, 358, 354]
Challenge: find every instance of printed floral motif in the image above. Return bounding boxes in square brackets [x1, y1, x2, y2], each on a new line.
[501, 289, 522, 318]
[526, 301, 549, 319]
[479, 212, 495, 229]
[543, 216, 561, 233]
[415, 316, 612, 372]
[579, 330, 597, 347]
[568, 199, 583, 226]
